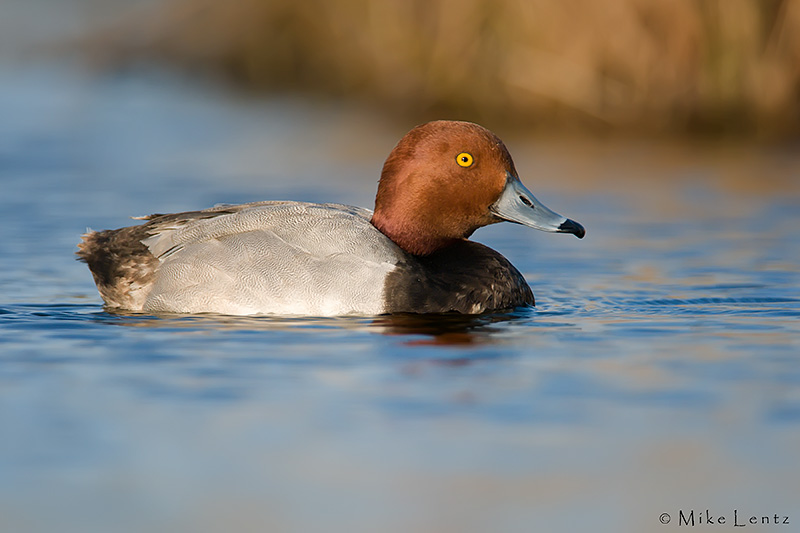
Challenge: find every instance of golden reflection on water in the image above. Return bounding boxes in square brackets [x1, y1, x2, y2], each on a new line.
[513, 137, 800, 196]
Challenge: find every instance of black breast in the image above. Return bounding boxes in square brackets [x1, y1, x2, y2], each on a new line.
[383, 240, 534, 314]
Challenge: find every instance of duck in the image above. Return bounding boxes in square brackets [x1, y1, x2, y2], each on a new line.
[77, 120, 585, 316]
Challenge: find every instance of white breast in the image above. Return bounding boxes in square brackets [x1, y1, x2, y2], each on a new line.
[140, 202, 402, 316]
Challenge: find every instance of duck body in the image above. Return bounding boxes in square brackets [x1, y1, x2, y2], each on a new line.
[78, 201, 532, 315]
[78, 121, 583, 316]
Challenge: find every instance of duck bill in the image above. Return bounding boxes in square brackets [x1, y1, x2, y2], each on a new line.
[490, 172, 585, 239]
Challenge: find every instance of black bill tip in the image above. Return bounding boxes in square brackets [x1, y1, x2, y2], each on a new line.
[559, 218, 586, 239]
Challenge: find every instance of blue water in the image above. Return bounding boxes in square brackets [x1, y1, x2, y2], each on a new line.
[2, 64, 800, 533]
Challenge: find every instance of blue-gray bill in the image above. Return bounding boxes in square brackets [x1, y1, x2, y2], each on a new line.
[490, 172, 586, 239]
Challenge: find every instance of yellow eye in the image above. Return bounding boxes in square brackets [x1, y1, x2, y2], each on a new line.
[456, 152, 474, 167]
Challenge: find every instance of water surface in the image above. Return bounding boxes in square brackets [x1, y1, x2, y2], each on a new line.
[1, 65, 799, 533]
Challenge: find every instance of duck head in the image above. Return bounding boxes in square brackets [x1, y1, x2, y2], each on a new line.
[371, 120, 585, 256]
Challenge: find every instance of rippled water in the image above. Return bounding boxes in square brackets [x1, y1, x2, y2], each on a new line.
[1, 65, 799, 533]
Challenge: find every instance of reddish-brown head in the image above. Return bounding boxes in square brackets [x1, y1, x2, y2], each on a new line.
[371, 121, 518, 256]
[371, 120, 585, 256]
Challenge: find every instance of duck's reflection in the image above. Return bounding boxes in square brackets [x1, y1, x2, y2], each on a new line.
[101, 307, 533, 347]
[372, 312, 529, 346]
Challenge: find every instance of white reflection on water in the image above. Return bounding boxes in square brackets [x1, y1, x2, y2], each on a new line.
[1, 65, 799, 533]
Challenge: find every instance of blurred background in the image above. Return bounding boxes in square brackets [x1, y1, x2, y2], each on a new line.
[7, 0, 800, 140]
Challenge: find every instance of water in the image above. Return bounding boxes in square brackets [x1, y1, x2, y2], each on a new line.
[1, 64, 800, 533]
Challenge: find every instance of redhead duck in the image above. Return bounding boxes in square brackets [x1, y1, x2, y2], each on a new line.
[77, 120, 584, 316]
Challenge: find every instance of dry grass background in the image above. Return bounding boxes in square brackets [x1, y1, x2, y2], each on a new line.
[87, 0, 800, 138]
